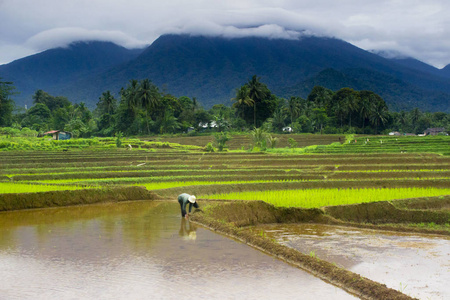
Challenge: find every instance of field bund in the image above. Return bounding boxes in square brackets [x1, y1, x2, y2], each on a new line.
[1, 134, 449, 299]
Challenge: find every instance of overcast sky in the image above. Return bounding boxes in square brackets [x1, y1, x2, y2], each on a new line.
[1, 0, 449, 68]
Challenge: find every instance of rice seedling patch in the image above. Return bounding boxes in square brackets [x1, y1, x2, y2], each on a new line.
[202, 187, 450, 208]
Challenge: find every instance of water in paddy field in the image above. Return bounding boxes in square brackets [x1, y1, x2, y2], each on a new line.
[0, 201, 356, 300]
[253, 223, 450, 300]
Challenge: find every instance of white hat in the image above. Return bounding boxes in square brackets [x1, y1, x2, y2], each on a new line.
[188, 195, 196, 203]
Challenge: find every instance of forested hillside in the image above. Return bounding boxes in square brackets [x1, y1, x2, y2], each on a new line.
[1, 35, 449, 112]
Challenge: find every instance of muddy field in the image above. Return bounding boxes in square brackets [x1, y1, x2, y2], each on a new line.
[252, 223, 449, 300]
[191, 200, 449, 300]
[1, 135, 449, 299]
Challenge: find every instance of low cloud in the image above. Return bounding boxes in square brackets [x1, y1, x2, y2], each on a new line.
[25, 27, 149, 51]
[1, 0, 450, 68]
[166, 22, 303, 40]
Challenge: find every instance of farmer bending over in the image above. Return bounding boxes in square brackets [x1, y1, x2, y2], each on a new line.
[178, 193, 199, 218]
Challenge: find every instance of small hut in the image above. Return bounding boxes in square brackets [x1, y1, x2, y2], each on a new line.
[43, 130, 72, 140]
[424, 127, 446, 136]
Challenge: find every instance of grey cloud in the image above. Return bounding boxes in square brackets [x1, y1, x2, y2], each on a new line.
[166, 22, 303, 40]
[1, 0, 450, 68]
[25, 27, 149, 51]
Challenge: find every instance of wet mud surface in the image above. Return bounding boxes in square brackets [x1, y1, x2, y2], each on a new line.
[251, 223, 450, 300]
[0, 201, 357, 300]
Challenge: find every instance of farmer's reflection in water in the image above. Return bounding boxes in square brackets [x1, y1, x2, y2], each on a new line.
[179, 218, 197, 241]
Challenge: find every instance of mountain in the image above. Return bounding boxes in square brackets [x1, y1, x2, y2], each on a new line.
[283, 68, 448, 111]
[1, 34, 449, 112]
[387, 57, 450, 80]
[0, 41, 144, 106]
[442, 64, 450, 78]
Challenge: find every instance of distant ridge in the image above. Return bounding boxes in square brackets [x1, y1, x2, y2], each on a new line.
[1, 34, 449, 112]
[442, 64, 450, 78]
[0, 41, 144, 106]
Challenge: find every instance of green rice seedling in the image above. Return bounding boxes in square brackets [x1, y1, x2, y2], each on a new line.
[137, 179, 306, 190]
[203, 187, 450, 208]
[0, 182, 91, 194]
[399, 282, 408, 293]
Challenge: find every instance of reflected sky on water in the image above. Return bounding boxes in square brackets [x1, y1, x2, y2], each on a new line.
[0, 201, 356, 300]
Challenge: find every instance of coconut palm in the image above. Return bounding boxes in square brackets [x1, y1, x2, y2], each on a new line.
[359, 91, 374, 133]
[136, 79, 160, 134]
[159, 109, 179, 134]
[247, 75, 269, 128]
[369, 100, 389, 134]
[232, 85, 254, 119]
[97, 91, 117, 116]
[288, 97, 302, 124]
[137, 79, 159, 111]
[126, 79, 139, 111]
[343, 92, 358, 128]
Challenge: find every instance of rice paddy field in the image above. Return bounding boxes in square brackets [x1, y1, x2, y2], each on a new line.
[1, 134, 449, 207]
[1, 133, 449, 299]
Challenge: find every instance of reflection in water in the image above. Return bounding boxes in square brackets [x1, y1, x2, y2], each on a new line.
[0, 201, 356, 300]
[254, 223, 450, 300]
[179, 218, 197, 241]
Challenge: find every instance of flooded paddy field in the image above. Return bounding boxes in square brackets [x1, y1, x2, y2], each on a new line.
[251, 223, 450, 300]
[1, 143, 449, 299]
[0, 201, 357, 300]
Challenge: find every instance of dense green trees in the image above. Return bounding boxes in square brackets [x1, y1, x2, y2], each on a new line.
[1, 75, 449, 138]
[0, 78, 15, 127]
[95, 91, 117, 136]
[232, 75, 276, 128]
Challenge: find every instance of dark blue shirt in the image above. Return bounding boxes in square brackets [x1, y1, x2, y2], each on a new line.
[178, 193, 199, 217]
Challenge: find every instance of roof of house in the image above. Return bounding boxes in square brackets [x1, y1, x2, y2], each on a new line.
[424, 127, 445, 132]
[43, 130, 60, 134]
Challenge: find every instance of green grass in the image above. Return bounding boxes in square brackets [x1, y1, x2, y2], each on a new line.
[0, 136, 203, 151]
[0, 182, 92, 194]
[202, 187, 450, 208]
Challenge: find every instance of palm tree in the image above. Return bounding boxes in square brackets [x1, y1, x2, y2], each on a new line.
[121, 79, 139, 113]
[410, 108, 422, 130]
[136, 79, 160, 134]
[312, 108, 328, 134]
[232, 85, 254, 120]
[398, 111, 410, 131]
[369, 101, 388, 134]
[137, 79, 159, 110]
[334, 100, 345, 128]
[288, 97, 302, 124]
[247, 75, 268, 128]
[359, 91, 373, 133]
[97, 91, 117, 115]
[343, 93, 358, 128]
[271, 106, 287, 132]
[159, 109, 179, 134]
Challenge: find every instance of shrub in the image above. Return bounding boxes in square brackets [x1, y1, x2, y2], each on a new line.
[115, 132, 123, 148]
[214, 132, 230, 151]
[266, 134, 278, 149]
[204, 142, 215, 152]
[288, 138, 298, 148]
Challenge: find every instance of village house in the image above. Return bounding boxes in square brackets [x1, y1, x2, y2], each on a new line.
[43, 130, 72, 140]
[423, 127, 447, 136]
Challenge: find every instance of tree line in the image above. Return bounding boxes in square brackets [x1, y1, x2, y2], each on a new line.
[0, 76, 449, 137]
